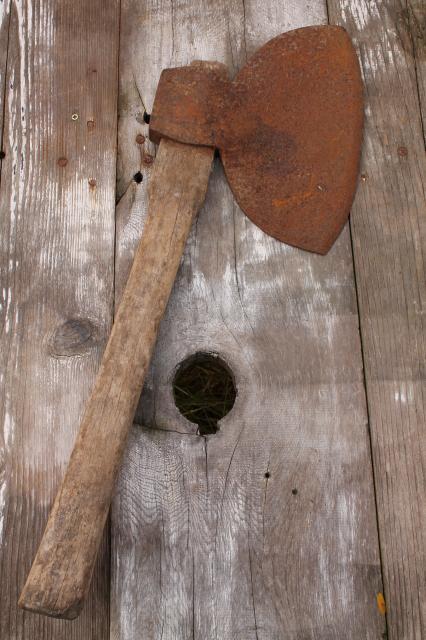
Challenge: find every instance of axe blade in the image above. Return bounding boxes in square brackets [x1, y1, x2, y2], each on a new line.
[220, 25, 364, 254]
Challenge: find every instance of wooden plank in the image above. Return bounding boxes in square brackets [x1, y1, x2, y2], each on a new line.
[0, 0, 119, 637]
[112, 1, 385, 639]
[328, 1, 426, 638]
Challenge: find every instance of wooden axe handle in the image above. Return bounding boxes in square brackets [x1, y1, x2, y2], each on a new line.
[19, 137, 214, 619]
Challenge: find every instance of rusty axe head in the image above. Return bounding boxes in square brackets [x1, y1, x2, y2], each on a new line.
[149, 25, 363, 254]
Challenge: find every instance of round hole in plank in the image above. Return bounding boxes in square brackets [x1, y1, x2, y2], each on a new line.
[173, 352, 236, 435]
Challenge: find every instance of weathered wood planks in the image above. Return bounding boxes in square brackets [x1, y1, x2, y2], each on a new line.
[1, 0, 423, 637]
[329, 1, 426, 638]
[112, 1, 385, 638]
[0, 0, 119, 637]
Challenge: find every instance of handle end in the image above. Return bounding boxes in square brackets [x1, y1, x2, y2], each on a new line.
[19, 580, 84, 620]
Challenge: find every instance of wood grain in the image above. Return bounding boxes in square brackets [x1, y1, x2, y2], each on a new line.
[0, 0, 119, 636]
[328, 1, 426, 638]
[112, 1, 385, 638]
[19, 137, 214, 619]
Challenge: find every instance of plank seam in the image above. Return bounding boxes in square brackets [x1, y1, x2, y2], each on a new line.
[325, 0, 330, 25]
[348, 219, 389, 639]
[0, 0, 12, 187]
[241, 0, 248, 61]
[114, 0, 124, 322]
[325, 3, 389, 635]
[326, 1, 389, 635]
[111, 0, 124, 634]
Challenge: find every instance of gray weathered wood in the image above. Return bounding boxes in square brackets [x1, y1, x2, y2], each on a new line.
[0, 0, 119, 636]
[329, 1, 426, 638]
[111, 1, 385, 639]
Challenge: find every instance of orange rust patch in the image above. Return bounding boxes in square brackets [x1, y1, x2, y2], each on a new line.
[272, 190, 315, 209]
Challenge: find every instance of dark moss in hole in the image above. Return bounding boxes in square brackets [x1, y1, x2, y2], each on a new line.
[173, 352, 236, 435]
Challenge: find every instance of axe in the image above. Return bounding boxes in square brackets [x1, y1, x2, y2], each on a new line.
[19, 25, 363, 619]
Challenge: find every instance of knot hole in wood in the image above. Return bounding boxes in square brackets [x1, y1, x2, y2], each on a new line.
[172, 352, 236, 435]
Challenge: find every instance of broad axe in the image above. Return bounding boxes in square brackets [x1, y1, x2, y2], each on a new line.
[19, 25, 363, 619]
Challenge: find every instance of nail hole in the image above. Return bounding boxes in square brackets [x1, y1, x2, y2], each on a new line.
[173, 352, 236, 435]
[264, 472, 270, 479]
[133, 171, 143, 184]
[292, 488, 298, 495]
[143, 111, 151, 124]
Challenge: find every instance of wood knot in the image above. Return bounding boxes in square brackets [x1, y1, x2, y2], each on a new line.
[48, 318, 98, 357]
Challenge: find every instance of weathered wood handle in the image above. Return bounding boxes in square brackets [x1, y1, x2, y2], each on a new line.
[19, 137, 214, 619]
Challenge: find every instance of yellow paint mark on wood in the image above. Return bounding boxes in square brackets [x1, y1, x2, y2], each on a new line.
[377, 592, 386, 615]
